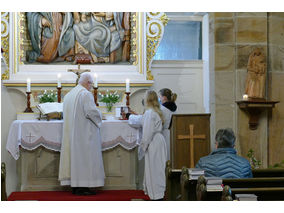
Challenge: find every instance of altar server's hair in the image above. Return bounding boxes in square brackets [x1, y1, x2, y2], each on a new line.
[145, 90, 164, 124]
[159, 88, 177, 102]
[215, 128, 236, 148]
[78, 72, 93, 85]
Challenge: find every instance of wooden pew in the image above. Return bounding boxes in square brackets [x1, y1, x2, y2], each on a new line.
[195, 175, 230, 201]
[165, 162, 200, 201]
[252, 168, 284, 177]
[194, 175, 284, 201]
[223, 177, 284, 187]
[223, 186, 284, 201]
[1, 162, 7, 201]
[180, 167, 198, 201]
[165, 161, 182, 201]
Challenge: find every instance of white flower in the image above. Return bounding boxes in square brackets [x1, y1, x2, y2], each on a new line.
[106, 94, 109, 98]
[44, 90, 47, 94]
[114, 91, 117, 94]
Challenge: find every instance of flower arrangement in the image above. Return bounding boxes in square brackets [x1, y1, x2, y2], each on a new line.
[99, 90, 120, 112]
[38, 90, 57, 103]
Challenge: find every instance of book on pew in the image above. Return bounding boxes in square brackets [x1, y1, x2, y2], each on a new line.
[235, 194, 258, 201]
[205, 177, 223, 191]
[188, 168, 205, 180]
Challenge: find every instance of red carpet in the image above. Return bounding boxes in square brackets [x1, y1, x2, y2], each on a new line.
[8, 190, 150, 201]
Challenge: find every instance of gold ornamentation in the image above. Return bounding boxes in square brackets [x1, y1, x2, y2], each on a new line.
[149, 12, 160, 17]
[19, 12, 27, 65]
[131, 12, 138, 66]
[1, 70, 9, 80]
[146, 12, 169, 80]
[1, 12, 9, 80]
[160, 13, 169, 26]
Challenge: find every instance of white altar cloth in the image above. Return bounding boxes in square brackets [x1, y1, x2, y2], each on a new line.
[6, 120, 141, 160]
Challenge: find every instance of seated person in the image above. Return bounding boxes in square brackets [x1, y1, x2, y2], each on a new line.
[196, 128, 252, 178]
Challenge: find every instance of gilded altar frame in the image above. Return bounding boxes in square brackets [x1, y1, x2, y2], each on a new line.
[2, 12, 168, 86]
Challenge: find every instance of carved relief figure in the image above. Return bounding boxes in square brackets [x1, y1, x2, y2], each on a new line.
[26, 12, 75, 63]
[73, 12, 130, 64]
[244, 48, 266, 99]
[26, 12, 130, 64]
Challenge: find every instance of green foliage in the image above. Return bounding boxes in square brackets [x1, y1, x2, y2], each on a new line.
[99, 90, 120, 112]
[247, 149, 261, 169]
[268, 160, 284, 168]
[38, 90, 57, 103]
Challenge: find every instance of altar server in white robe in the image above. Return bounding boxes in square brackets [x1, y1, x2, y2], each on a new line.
[158, 88, 177, 161]
[59, 72, 105, 195]
[128, 90, 167, 200]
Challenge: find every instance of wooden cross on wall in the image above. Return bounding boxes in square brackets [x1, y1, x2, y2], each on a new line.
[68, 64, 90, 85]
[177, 124, 206, 168]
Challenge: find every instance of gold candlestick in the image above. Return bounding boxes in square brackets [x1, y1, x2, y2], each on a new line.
[24, 92, 33, 113]
[57, 87, 62, 103]
[93, 87, 99, 106]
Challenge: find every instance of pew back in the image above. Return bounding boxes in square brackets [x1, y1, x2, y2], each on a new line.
[252, 168, 284, 177]
[1, 162, 7, 201]
[229, 187, 284, 201]
[194, 175, 284, 201]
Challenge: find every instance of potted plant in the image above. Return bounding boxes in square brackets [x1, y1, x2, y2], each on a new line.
[99, 90, 120, 112]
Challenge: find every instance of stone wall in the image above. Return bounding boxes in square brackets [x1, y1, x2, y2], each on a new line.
[268, 13, 284, 166]
[212, 12, 284, 168]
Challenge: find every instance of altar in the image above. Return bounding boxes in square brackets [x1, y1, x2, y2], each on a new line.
[1, 12, 168, 194]
[6, 119, 142, 191]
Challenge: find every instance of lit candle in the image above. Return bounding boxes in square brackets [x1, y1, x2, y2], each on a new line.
[94, 73, 98, 87]
[26, 78, 31, 92]
[126, 78, 130, 92]
[57, 73, 61, 88]
[243, 94, 248, 100]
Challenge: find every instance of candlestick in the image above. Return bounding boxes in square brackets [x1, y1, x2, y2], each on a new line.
[24, 92, 33, 113]
[57, 73, 61, 88]
[125, 92, 130, 108]
[94, 73, 98, 88]
[26, 78, 31, 92]
[126, 78, 130, 93]
[57, 87, 62, 103]
[243, 94, 248, 100]
[93, 87, 99, 106]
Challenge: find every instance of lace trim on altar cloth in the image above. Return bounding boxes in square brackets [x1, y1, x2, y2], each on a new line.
[21, 136, 61, 152]
[101, 136, 139, 151]
[20, 135, 139, 152]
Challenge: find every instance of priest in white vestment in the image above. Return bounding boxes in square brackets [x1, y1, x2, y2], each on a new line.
[59, 72, 105, 195]
[128, 90, 167, 200]
[158, 88, 177, 161]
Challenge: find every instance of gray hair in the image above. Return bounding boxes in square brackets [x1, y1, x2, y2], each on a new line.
[78, 72, 93, 85]
[215, 128, 236, 148]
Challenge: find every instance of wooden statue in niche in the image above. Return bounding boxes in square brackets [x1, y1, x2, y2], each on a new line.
[26, 12, 130, 65]
[244, 48, 266, 99]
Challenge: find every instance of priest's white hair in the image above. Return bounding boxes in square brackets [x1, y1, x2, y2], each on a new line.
[78, 72, 93, 85]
